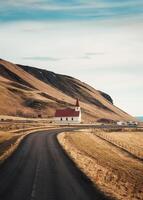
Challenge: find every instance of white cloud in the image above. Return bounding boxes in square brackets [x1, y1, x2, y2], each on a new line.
[1, 0, 143, 10]
[0, 19, 143, 115]
[23, 56, 62, 61]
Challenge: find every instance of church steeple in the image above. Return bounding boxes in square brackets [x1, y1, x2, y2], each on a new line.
[75, 98, 79, 107]
[75, 98, 80, 112]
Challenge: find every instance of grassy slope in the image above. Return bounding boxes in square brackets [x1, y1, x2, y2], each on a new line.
[0, 131, 20, 157]
[58, 130, 143, 200]
[0, 59, 135, 122]
[0, 75, 55, 117]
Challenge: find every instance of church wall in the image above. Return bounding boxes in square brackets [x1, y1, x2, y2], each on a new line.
[54, 116, 81, 124]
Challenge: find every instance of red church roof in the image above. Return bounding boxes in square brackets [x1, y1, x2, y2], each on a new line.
[55, 108, 80, 117]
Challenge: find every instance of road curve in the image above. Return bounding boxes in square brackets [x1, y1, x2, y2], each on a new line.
[0, 129, 111, 200]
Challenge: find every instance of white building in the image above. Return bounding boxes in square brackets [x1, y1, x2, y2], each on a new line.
[54, 99, 81, 124]
[117, 121, 127, 126]
[127, 121, 138, 126]
[117, 121, 138, 126]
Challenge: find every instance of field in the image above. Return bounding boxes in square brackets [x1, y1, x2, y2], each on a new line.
[94, 130, 143, 159]
[58, 129, 143, 200]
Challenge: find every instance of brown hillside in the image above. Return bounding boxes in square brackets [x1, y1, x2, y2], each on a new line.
[0, 59, 135, 122]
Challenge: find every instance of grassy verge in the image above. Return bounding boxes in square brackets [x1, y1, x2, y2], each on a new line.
[0, 125, 55, 165]
[58, 130, 143, 200]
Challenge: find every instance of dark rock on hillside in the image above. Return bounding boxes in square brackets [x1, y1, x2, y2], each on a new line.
[18, 65, 113, 108]
[0, 64, 34, 89]
[98, 91, 113, 104]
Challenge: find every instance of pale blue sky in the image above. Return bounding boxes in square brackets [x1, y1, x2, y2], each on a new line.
[0, 0, 143, 116]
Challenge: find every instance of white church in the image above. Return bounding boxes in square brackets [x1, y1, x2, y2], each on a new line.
[54, 99, 81, 124]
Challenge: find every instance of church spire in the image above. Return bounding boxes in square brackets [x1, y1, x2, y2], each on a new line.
[75, 98, 79, 107]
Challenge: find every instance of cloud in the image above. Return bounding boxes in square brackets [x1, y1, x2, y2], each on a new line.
[0, 3, 143, 116]
[79, 52, 105, 59]
[86, 52, 105, 56]
[0, 0, 143, 22]
[23, 56, 62, 61]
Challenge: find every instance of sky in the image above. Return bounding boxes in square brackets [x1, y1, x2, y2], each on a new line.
[0, 0, 143, 116]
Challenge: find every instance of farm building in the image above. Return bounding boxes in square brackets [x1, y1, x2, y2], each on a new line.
[54, 99, 81, 124]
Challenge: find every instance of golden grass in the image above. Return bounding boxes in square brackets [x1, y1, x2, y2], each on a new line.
[58, 130, 143, 200]
[0, 131, 14, 143]
[93, 131, 143, 159]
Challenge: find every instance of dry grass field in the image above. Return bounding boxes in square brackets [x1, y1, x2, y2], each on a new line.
[93, 130, 143, 160]
[58, 129, 143, 200]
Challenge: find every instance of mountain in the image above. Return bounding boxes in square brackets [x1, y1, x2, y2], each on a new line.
[0, 58, 135, 122]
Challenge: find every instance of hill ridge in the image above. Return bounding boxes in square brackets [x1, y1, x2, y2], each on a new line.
[0, 59, 135, 122]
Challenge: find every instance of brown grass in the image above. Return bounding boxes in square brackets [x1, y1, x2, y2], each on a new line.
[0, 59, 136, 122]
[0, 131, 14, 143]
[93, 130, 143, 159]
[58, 130, 143, 200]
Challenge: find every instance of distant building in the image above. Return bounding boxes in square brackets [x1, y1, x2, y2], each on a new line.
[117, 121, 138, 126]
[117, 121, 127, 126]
[54, 99, 81, 124]
[127, 121, 138, 126]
